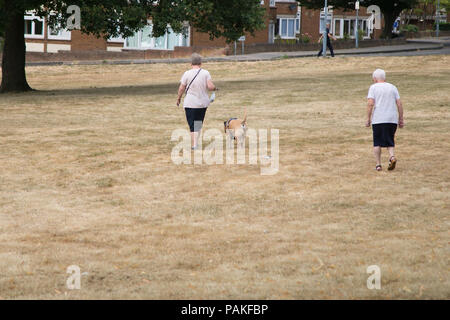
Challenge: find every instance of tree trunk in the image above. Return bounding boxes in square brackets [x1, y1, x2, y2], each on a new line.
[382, 10, 395, 38]
[0, 5, 31, 93]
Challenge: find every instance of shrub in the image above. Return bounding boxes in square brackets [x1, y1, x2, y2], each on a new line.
[286, 39, 296, 45]
[358, 29, 365, 41]
[434, 22, 450, 31]
[400, 24, 419, 33]
[298, 33, 311, 44]
[276, 38, 296, 45]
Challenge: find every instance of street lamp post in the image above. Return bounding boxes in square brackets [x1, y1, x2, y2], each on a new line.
[355, 1, 360, 48]
[436, 0, 440, 38]
[322, 0, 328, 57]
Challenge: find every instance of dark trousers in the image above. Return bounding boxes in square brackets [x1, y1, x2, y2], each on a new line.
[185, 108, 207, 132]
[317, 39, 334, 57]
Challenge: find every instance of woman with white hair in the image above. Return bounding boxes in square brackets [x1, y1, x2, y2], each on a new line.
[177, 53, 218, 150]
[366, 69, 404, 171]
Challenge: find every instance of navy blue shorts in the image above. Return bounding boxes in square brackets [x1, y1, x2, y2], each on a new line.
[372, 123, 397, 147]
[185, 108, 207, 132]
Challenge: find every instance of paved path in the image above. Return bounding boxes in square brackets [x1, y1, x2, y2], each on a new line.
[27, 41, 447, 67]
[407, 36, 450, 47]
[208, 43, 444, 62]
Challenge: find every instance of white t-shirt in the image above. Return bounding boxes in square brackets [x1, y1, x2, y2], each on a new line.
[367, 82, 401, 124]
[180, 68, 212, 109]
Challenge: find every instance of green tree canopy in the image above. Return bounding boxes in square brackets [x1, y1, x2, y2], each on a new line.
[0, 0, 265, 93]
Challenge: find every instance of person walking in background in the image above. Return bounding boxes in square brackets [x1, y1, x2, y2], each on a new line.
[366, 69, 404, 171]
[177, 53, 218, 150]
[317, 23, 336, 57]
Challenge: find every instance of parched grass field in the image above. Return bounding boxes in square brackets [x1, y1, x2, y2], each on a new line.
[0, 55, 449, 299]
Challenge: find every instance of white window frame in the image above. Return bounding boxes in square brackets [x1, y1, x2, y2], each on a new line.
[124, 22, 190, 50]
[108, 34, 126, 44]
[179, 26, 191, 47]
[332, 17, 371, 40]
[24, 11, 45, 39]
[47, 25, 71, 41]
[277, 16, 300, 39]
[319, 8, 333, 34]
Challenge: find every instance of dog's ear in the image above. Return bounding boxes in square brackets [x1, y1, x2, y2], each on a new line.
[242, 109, 247, 124]
[224, 121, 227, 133]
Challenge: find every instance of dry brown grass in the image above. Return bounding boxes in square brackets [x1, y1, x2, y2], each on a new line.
[0, 55, 449, 299]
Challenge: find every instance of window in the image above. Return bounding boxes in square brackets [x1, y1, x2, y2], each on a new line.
[343, 20, 350, 36]
[108, 34, 125, 43]
[319, 9, 333, 34]
[141, 25, 153, 48]
[48, 25, 71, 40]
[332, 17, 371, 39]
[45, 13, 71, 40]
[24, 12, 44, 39]
[277, 17, 300, 39]
[125, 23, 190, 50]
[334, 19, 341, 37]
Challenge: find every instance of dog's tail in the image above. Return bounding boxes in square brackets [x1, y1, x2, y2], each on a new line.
[242, 109, 247, 124]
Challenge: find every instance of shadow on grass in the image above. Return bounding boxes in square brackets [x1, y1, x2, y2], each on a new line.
[18, 76, 328, 98]
[32, 83, 179, 97]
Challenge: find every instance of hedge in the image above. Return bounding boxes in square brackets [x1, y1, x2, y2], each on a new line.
[434, 23, 450, 31]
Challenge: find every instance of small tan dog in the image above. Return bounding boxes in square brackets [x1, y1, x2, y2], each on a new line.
[224, 110, 248, 147]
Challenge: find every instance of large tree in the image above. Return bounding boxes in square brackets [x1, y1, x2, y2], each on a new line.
[298, 0, 419, 38]
[408, 0, 450, 28]
[0, 0, 265, 93]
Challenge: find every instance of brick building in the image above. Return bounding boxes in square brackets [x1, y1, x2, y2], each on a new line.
[24, 1, 384, 54]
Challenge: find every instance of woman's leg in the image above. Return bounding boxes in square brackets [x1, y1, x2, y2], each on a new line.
[191, 108, 208, 149]
[374, 146, 382, 167]
[387, 124, 397, 160]
[388, 147, 395, 159]
[185, 108, 196, 148]
[191, 132, 197, 148]
[372, 124, 382, 169]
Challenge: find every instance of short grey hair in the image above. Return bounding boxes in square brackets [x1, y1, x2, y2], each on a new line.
[372, 69, 386, 81]
[191, 53, 202, 66]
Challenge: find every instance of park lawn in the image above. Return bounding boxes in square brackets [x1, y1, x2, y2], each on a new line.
[0, 55, 449, 299]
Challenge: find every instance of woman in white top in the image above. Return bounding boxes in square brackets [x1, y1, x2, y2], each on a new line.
[366, 69, 404, 171]
[177, 53, 218, 149]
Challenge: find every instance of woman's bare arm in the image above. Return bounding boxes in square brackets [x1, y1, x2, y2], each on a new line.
[177, 84, 186, 106]
[207, 79, 217, 91]
[366, 98, 375, 127]
[397, 99, 404, 128]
